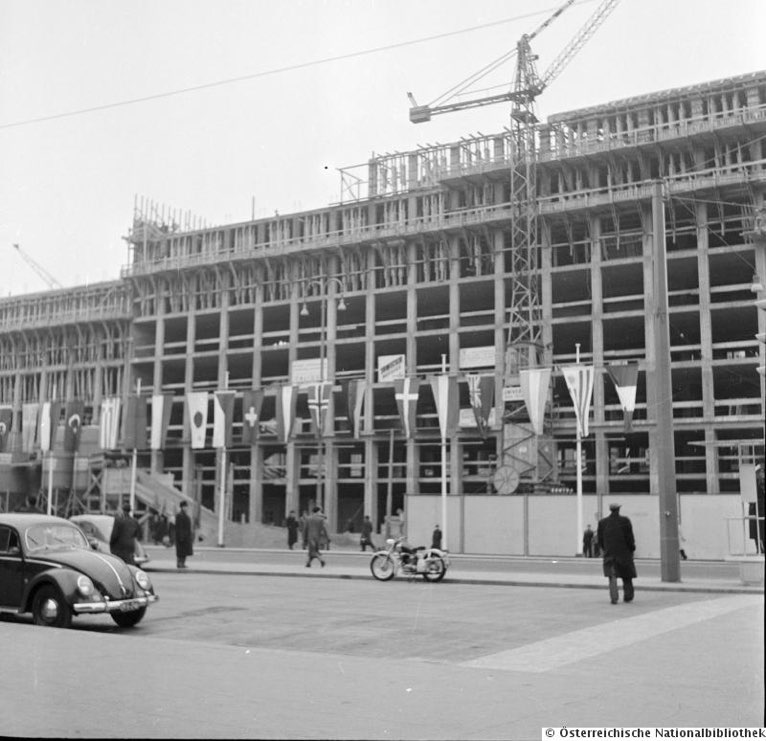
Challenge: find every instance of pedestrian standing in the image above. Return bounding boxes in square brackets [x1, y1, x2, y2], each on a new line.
[285, 510, 299, 550]
[174, 501, 194, 569]
[110, 502, 141, 565]
[431, 524, 442, 550]
[582, 524, 595, 557]
[360, 515, 376, 551]
[304, 506, 329, 568]
[596, 503, 637, 604]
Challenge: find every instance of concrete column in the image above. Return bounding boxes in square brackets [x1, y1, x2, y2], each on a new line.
[364, 248, 377, 522]
[151, 314, 166, 473]
[249, 279, 264, 525]
[364, 437, 378, 528]
[181, 312, 196, 498]
[494, 229, 506, 463]
[405, 242, 419, 494]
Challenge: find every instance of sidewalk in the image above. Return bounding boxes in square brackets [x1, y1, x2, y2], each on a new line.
[142, 547, 765, 595]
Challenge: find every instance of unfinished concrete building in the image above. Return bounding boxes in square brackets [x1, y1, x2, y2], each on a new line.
[1, 71, 764, 556]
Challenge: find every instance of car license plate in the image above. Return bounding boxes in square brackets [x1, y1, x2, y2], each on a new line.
[119, 600, 140, 612]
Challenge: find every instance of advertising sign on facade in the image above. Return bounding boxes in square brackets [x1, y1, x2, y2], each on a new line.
[291, 358, 327, 385]
[502, 386, 524, 402]
[459, 346, 496, 369]
[378, 354, 405, 382]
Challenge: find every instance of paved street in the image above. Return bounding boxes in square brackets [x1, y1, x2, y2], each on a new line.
[1, 557, 763, 739]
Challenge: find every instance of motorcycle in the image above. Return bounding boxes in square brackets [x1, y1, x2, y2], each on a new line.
[369, 537, 449, 582]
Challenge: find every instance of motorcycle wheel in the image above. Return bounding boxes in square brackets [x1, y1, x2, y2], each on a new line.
[422, 554, 446, 582]
[370, 553, 395, 581]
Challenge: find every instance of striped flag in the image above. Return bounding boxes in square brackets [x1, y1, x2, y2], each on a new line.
[0, 406, 12, 452]
[562, 365, 595, 438]
[186, 392, 208, 449]
[393, 378, 420, 439]
[306, 382, 333, 437]
[63, 400, 84, 452]
[428, 375, 459, 438]
[38, 401, 61, 453]
[275, 385, 297, 444]
[240, 389, 264, 445]
[99, 397, 122, 450]
[22, 403, 39, 453]
[213, 390, 236, 448]
[606, 362, 639, 431]
[343, 379, 366, 438]
[519, 368, 552, 436]
[465, 374, 495, 438]
[150, 394, 173, 450]
[124, 395, 149, 450]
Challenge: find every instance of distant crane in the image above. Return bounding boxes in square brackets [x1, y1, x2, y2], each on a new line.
[408, 0, 620, 367]
[11, 243, 63, 290]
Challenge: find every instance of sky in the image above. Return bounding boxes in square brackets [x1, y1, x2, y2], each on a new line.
[0, 0, 764, 296]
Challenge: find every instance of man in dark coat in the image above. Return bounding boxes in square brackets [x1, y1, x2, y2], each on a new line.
[582, 525, 595, 557]
[285, 510, 299, 550]
[110, 502, 141, 565]
[304, 506, 329, 568]
[597, 503, 637, 604]
[174, 501, 194, 569]
[748, 464, 765, 554]
[431, 524, 443, 550]
[360, 515, 376, 552]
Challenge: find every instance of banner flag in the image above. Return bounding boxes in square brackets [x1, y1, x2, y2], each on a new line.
[186, 392, 208, 449]
[124, 395, 149, 450]
[63, 400, 84, 452]
[150, 394, 173, 450]
[343, 379, 365, 438]
[0, 406, 12, 452]
[306, 382, 333, 437]
[393, 378, 420, 439]
[606, 362, 639, 431]
[519, 368, 552, 436]
[275, 385, 297, 444]
[465, 374, 495, 438]
[428, 375, 459, 438]
[562, 365, 595, 438]
[99, 397, 121, 450]
[213, 390, 236, 449]
[241, 389, 264, 445]
[39, 401, 61, 453]
[22, 403, 39, 453]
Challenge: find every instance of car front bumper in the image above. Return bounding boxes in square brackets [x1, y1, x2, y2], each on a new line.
[73, 594, 159, 614]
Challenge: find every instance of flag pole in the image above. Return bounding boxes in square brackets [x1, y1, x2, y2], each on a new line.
[440, 354, 448, 551]
[129, 379, 141, 513]
[218, 372, 229, 547]
[46, 384, 56, 516]
[575, 344, 583, 556]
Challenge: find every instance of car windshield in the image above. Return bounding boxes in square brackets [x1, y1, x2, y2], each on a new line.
[25, 523, 90, 553]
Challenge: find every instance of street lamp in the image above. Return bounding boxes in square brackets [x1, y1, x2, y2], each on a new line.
[300, 277, 346, 512]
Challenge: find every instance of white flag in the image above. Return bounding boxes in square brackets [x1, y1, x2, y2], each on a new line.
[99, 397, 122, 450]
[519, 368, 552, 436]
[562, 365, 595, 438]
[187, 392, 209, 449]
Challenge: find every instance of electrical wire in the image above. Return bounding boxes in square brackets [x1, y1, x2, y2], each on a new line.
[0, 3, 586, 131]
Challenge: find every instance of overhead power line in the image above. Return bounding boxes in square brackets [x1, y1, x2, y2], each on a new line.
[0, 2, 594, 130]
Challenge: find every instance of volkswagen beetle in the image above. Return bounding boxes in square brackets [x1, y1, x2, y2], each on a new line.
[0, 513, 158, 629]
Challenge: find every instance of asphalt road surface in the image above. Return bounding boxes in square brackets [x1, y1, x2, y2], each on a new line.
[1, 572, 763, 739]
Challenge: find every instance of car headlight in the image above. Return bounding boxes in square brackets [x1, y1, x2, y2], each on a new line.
[77, 575, 95, 597]
[134, 570, 151, 591]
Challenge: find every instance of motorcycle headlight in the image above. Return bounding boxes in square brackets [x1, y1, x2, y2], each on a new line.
[134, 570, 152, 591]
[386, 539, 395, 546]
[77, 575, 95, 597]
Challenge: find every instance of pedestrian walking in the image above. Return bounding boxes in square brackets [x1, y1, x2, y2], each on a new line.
[110, 502, 141, 565]
[304, 506, 329, 568]
[360, 515, 376, 551]
[582, 524, 595, 557]
[748, 463, 765, 554]
[431, 524, 442, 550]
[285, 510, 299, 550]
[174, 501, 194, 569]
[596, 503, 637, 604]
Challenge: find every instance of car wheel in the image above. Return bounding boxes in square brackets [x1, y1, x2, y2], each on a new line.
[111, 607, 147, 628]
[32, 585, 72, 629]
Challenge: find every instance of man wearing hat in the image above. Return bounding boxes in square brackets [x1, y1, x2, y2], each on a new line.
[174, 500, 194, 569]
[110, 502, 142, 565]
[596, 503, 637, 604]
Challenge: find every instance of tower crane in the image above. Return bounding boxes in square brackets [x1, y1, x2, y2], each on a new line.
[11, 243, 63, 290]
[408, 0, 620, 368]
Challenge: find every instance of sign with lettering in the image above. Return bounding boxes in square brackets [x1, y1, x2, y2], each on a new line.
[459, 346, 496, 369]
[377, 354, 406, 383]
[291, 358, 327, 385]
